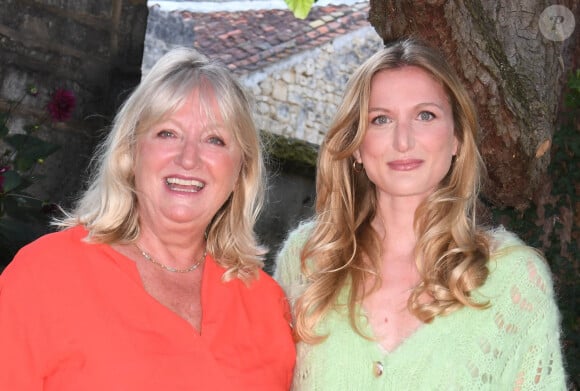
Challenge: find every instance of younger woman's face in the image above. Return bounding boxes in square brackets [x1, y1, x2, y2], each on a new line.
[354, 66, 458, 205]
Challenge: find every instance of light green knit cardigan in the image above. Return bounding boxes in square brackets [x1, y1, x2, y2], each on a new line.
[274, 222, 568, 390]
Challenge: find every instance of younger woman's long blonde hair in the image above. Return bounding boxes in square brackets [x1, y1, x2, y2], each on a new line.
[295, 37, 490, 343]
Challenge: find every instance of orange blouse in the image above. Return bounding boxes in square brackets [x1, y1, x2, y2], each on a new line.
[0, 226, 295, 390]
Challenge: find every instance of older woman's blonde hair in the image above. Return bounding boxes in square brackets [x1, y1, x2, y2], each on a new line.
[295, 37, 491, 343]
[55, 47, 266, 282]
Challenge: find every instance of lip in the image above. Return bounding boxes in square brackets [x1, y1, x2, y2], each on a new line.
[387, 159, 423, 171]
[164, 176, 205, 193]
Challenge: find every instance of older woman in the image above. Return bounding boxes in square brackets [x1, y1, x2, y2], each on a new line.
[0, 48, 295, 390]
[275, 37, 567, 389]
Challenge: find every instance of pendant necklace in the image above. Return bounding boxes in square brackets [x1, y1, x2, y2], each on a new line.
[135, 244, 206, 273]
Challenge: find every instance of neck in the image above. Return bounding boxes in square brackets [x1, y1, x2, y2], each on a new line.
[137, 226, 207, 270]
[373, 198, 420, 261]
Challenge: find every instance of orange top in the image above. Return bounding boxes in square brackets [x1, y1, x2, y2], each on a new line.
[0, 226, 295, 390]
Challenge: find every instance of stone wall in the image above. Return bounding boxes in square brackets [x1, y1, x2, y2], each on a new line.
[141, 12, 382, 264]
[143, 10, 383, 145]
[242, 26, 383, 145]
[1, 2, 381, 266]
[0, 0, 148, 206]
[241, 26, 382, 264]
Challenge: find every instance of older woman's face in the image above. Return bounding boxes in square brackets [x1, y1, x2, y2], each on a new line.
[134, 89, 243, 232]
[354, 66, 457, 206]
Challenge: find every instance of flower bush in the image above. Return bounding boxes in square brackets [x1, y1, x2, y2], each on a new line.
[0, 86, 75, 264]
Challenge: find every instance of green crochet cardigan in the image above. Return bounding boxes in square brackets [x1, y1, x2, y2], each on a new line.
[274, 222, 568, 390]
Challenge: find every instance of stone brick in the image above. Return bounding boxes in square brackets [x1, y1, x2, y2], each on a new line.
[0, 0, 147, 207]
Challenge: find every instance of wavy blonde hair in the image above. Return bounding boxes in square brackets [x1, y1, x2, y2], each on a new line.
[55, 47, 266, 282]
[295, 37, 490, 343]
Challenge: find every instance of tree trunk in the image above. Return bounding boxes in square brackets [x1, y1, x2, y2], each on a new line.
[368, 0, 579, 210]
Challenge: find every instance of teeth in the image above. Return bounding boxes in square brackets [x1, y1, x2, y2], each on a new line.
[165, 177, 205, 189]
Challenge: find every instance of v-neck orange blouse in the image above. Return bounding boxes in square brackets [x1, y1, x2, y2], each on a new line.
[0, 226, 295, 390]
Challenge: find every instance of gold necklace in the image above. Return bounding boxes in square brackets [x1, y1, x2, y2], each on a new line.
[135, 244, 206, 273]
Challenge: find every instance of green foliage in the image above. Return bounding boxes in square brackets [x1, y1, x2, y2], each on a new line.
[491, 69, 580, 389]
[565, 69, 580, 109]
[5, 134, 59, 171]
[261, 130, 318, 177]
[0, 86, 74, 264]
[284, 0, 315, 19]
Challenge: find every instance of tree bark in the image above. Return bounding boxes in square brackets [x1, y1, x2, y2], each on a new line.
[368, 0, 580, 210]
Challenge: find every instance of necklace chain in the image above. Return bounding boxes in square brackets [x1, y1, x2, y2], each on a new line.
[135, 244, 206, 273]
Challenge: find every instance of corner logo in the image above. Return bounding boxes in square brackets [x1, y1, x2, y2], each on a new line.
[539, 5, 575, 41]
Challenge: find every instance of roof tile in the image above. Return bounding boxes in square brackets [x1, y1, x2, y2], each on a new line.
[159, 1, 370, 74]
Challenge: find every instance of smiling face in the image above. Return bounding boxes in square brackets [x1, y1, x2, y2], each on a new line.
[353, 66, 458, 205]
[134, 88, 243, 233]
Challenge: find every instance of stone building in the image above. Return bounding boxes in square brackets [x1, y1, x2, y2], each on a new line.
[143, 2, 383, 267]
[144, 1, 383, 145]
[0, 0, 148, 262]
[1, 0, 382, 267]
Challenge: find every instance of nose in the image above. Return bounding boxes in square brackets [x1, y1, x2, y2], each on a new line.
[393, 119, 414, 152]
[175, 137, 201, 169]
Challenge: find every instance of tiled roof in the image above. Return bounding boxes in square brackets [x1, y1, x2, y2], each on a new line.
[170, 2, 371, 73]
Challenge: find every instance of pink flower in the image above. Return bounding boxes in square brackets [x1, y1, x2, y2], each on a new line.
[47, 88, 76, 122]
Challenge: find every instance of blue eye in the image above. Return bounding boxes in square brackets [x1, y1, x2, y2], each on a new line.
[418, 111, 435, 121]
[370, 115, 390, 125]
[208, 136, 225, 146]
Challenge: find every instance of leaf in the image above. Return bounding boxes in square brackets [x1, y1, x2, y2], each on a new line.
[284, 0, 315, 19]
[3, 194, 46, 222]
[564, 94, 580, 108]
[23, 124, 41, 133]
[569, 71, 580, 88]
[2, 170, 21, 193]
[0, 112, 8, 138]
[4, 134, 60, 171]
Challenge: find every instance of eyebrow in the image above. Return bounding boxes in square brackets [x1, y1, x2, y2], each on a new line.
[415, 102, 446, 110]
[368, 102, 446, 112]
[154, 117, 226, 130]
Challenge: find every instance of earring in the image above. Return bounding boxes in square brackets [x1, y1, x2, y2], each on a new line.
[352, 160, 364, 173]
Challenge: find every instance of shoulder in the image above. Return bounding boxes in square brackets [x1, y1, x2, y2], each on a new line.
[14, 225, 87, 252]
[215, 266, 292, 324]
[485, 227, 554, 295]
[0, 226, 102, 300]
[0, 226, 94, 316]
[273, 220, 315, 304]
[477, 227, 559, 322]
[278, 220, 315, 256]
[476, 229, 566, 387]
[3, 226, 88, 275]
[251, 269, 288, 297]
[273, 220, 314, 277]
[215, 257, 286, 300]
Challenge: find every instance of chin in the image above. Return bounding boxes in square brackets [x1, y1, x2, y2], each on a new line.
[164, 209, 204, 225]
